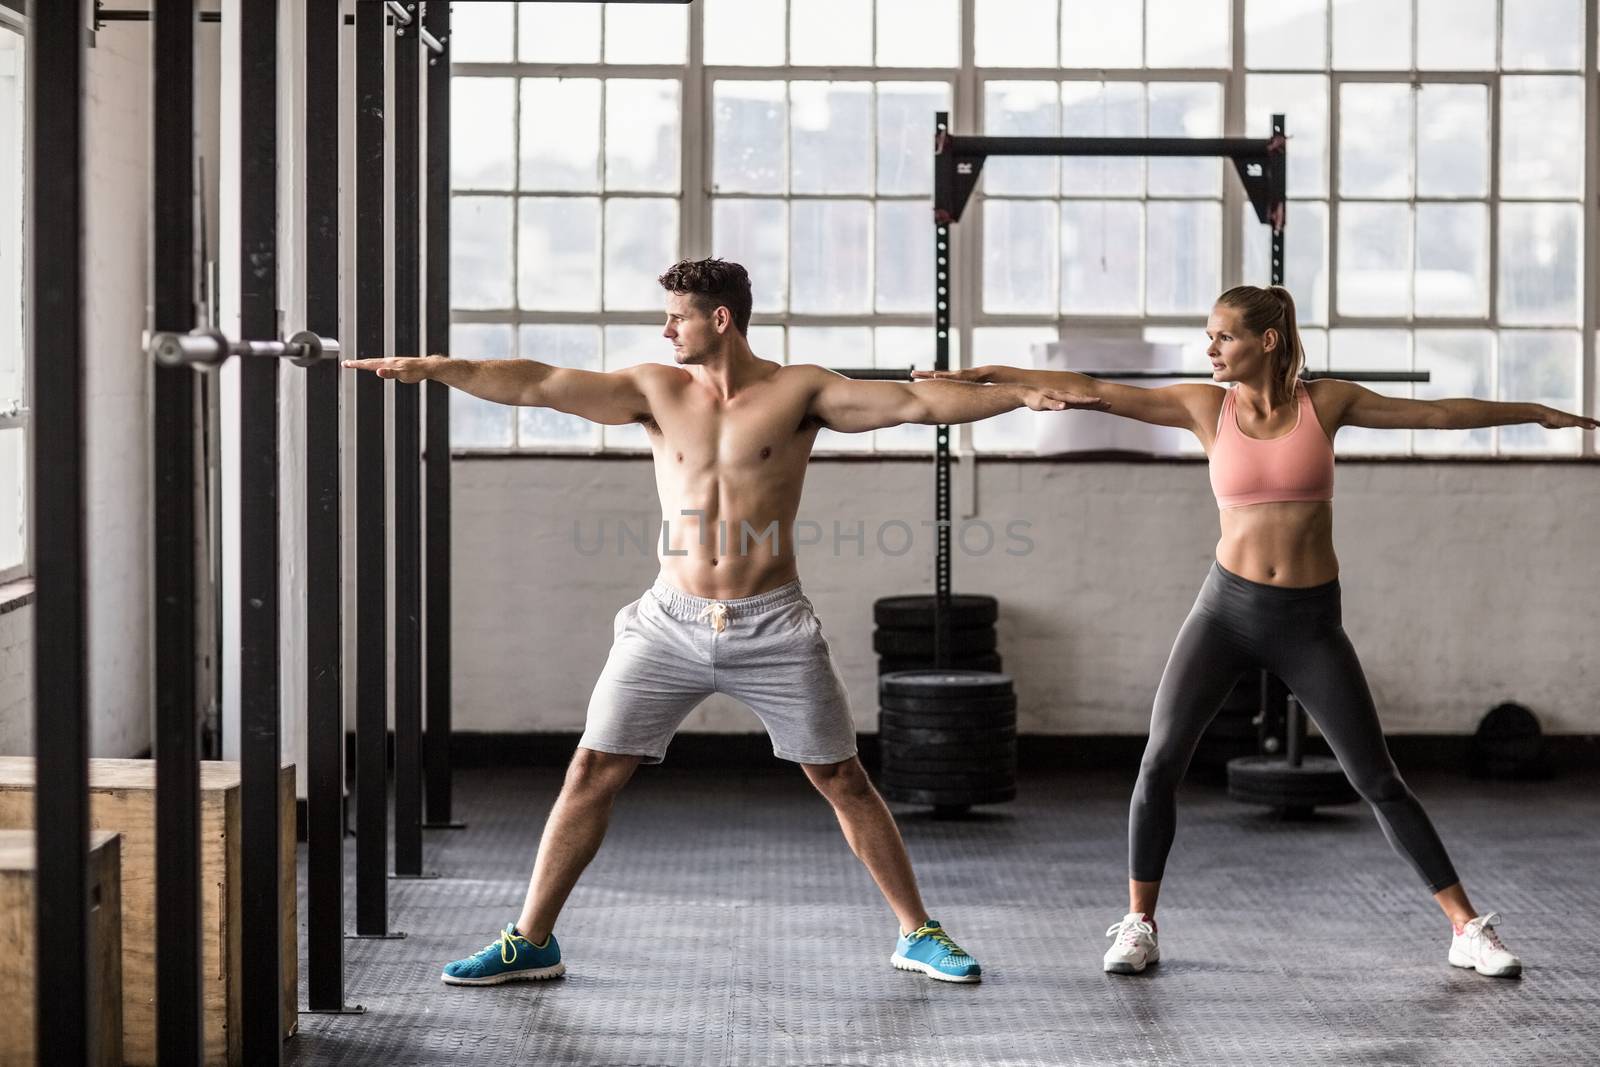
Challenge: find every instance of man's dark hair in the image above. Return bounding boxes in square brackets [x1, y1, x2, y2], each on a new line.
[657, 258, 753, 336]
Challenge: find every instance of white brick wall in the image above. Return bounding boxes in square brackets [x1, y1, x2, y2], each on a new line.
[451, 456, 1600, 736]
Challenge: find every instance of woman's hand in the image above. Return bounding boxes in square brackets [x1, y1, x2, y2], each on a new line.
[912, 366, 995, 384]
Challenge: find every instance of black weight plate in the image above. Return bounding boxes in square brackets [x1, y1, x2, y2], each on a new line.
[881, 784, 1017, 807]
[882, 757, 1017, 777]
[880, 669, 1014, 699]
[878, 723, 1017, 748]
[880, 740, 1017, 763]
[873, 626, 998, 657]
[1226, 756, 1360, 808]
[880, 693, 1018, 717]
[878, 652, 1004, 675]
[881, 773, 1016, 794]
[874, 594, 998, 629]
[879, 709, 1016, 734]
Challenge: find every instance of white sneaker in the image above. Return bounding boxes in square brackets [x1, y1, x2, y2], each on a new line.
[1103, 913, 1160, 974]
[1449, 912, 1522, 978]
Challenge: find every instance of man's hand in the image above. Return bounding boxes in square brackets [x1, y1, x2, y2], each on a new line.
[1537, 406, 1599, 430]
[1019, 385, 1110, 412]
[342, 356, 438, 384]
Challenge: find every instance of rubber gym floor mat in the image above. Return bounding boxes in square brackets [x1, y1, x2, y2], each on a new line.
[287, 764, 1600, 1066]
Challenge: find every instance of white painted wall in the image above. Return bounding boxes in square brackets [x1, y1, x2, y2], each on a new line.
[0, 25, 158, 758]
[451, 456, 1600, 737]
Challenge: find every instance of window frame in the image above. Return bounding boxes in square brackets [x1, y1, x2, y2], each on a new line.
[0, 9, 31, 583]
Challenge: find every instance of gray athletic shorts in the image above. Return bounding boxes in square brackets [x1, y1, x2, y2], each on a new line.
[578, 577, 856, 766]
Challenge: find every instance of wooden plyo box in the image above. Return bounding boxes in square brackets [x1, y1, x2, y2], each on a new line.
[0, 828, 124, 1067]
[0, 758, 297, 1066]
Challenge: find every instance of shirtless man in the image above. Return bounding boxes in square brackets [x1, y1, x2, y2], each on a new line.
[345, 258, 1104, 986]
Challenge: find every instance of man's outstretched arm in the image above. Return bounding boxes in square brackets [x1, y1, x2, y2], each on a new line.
[343, 355, 652, 426]
[807, 368, 1108, 433]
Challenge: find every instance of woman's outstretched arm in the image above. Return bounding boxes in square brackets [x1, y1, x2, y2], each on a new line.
[1310, 378, 1598, 433]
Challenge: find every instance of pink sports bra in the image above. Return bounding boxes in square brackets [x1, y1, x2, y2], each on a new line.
[1208, 381, 1335, 510]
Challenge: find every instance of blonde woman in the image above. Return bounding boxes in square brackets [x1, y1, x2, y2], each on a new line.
[919, 285, 1596, 978]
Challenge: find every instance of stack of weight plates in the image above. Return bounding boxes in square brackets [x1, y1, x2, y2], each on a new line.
[877, 669, 1017, 816]
[873, 594, 1001, 675]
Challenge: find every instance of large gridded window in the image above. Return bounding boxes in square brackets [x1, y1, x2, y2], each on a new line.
[450, 0, 1595, 458]
[0, 20, 27, 580]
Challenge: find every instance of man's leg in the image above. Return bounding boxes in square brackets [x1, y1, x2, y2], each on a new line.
[803, 757, 928, 934]
[515, 747, 643, 942]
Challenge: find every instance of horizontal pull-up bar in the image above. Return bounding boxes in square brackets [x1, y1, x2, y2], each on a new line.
[941, 134, 1278, 159]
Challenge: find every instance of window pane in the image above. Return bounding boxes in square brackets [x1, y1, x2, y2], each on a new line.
[1413, 331, 1493, 454]
[791, 82, 872, 195]
[519, 197, 600, 311]
[976, 0, 1057, 67]
[606, 80, 681, 193]
[983, 200, 1058, 314]
[1416, 0, 1495, 70]
[1331, 0, 1410, 69]
[1062, 0, 1141, 68]
[449, 325, 515, 448]
[451, 1, 514, 62]
[878, 82, 951, 196]
[1061, 82, 1144, 196]
[1416, 84, 1488, 197]
[972, 327, 1059, 452]
[520, 79, 600, 192]
[1498, 331, 1582, 452]
[1415, 204, 1487, 318]
[1146, 202, 1220, 314]
[452, 78, 514, 190]
[1060, 201, 1142, 314]
[1299, 328, 1329, 371]
[1500, 77, 1584, 198]
[1501, 0, 1584, 70]
[877, 0, 959, 67]
[1145, 0, 1230, 67]
[1245, 0, 1327, 70]
[791, 200, 871, 314]
[1243, 200, 1329, 324]
[791, 0, 872, 65]
[713, 81, 787, 194]
[518, 327, 602, 449]
[873, 329, 938, 452]
[1497, 203, 1581, 326]
[1148, 83, 1222, 196]
[0, 428, 22, 571]
[712, 199, 788, 312]
[704, 0, 784, 66]
[604, 199, 678, 311]
[746, 325, 786, 362]
[983, 82, 1058, 196]
[604, 4, 686, 64]
[1338, 84, 1412, 197]
[1329, 329, 1411, 455]
[519, 3, 601, 64]
[1337, 203, 1411, 317]
[451, 197, 514, 309]
[1247, 75, 1330, 198]
[875, 201, 935, 313]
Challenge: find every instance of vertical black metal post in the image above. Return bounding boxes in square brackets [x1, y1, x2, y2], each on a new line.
[354, 0, 396, 937]
[930, 112, 953, 669]
[422, 0, 460, 830]
[1270, 113, 1286, 289]
[29, 1, 89, 1062]
[392, 3, 428, 879]
[305, 0, 360, 1014]
[239, 0, 283, 1060]
[152, 0, 203, 1061]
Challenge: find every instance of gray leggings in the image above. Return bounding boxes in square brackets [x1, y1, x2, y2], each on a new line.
[1129, 562, 1459, 893]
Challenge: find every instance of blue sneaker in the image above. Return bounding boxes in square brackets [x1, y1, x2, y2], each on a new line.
[441, 923, 565, 986]
[891, 920, 981, 983]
